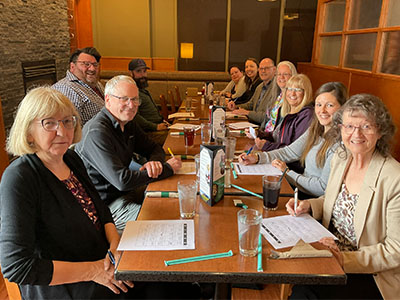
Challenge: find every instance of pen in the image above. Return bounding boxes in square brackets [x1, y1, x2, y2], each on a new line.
[167, 147, 175, 158]
[294, 187, 298, 217]
[107, 250, 116, 266]
[246, 146, 254, 155]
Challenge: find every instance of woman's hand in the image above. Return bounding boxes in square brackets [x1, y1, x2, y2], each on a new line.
[91, 258, 134, 294]
[319, 237, 343, 267]
[286, 198, 311, 216]
[254, 138, 267, 150]
[244, 128, 254, 139]
[239, 153, 258, 165]
[271, 159, 287, 172]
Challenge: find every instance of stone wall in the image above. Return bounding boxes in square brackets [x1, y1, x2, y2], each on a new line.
[0, 0, 70, 131]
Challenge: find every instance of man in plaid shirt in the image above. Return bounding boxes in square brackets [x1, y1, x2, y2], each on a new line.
[53, 47, 104, 125]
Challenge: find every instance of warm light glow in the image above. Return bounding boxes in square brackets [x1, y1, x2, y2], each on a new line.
[180, 43, 194, 59]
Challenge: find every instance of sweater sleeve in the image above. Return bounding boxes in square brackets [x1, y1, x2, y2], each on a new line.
[134, 113, 158, 131]
[0, 163, 54, 285]
[287, 143, 337, 197]
[78, 124, 172, 192]
[231, 77, 246, 99]
[261, 107, 313, 152]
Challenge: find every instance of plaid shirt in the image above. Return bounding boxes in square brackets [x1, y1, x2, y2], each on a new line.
[52, 71, 105, 125]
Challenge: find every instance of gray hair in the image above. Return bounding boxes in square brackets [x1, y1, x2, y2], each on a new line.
[331, 93, 396, 157]
[104, 75, 137, 97]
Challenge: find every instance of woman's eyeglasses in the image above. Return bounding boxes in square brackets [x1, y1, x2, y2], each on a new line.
[40, 116, 77, 131]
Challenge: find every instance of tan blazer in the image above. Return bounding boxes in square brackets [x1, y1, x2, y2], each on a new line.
[310, 150, 400, 300]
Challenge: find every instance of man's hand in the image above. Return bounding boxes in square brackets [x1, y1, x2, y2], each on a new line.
[166, 157, 182, 173]
[140, 161, 163, 178]
[227, 101, 236, 111]
[157, 123, 168, 131]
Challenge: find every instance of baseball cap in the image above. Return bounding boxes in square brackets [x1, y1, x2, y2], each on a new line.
[128, 58, 150, 71]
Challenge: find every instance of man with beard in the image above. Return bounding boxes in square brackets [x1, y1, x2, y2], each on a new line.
[53, 47, 104, 125]
[128, 58, 169, 145]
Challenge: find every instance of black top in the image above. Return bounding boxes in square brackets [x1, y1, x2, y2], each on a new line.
[0, 150, 114, 299]
[234, 77, 263, 105]
[75, 107, 173, 204]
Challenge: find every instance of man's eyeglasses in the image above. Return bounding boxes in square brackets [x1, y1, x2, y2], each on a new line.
[259, 66, 275, 72]
[76, 61, 100, 68]
[40, 116, 77, 131]
[340, 124, 376, 135]
[286, 87, 304, 93]
[110, 94, 141, 105]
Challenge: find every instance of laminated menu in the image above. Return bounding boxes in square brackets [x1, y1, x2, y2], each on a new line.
[210, 105, 226, 142]
[199, 144, 225, 206]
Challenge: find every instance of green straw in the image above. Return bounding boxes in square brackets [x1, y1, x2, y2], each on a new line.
[230, 162, 238, 179]
[231, 184, 263, 200]
[164, 250, 233, 266]
[146, 191, 179, 198]
[257, 234, 263, 272]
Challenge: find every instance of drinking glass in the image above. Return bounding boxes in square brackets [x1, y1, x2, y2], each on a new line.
[237, 209, 262, 256]
[183, 126, 195, 148]
[262, 175, 282, 210]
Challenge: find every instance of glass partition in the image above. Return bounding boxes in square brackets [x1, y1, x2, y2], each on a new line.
[380, 31, 400, 75]
[344, 33, 377, 70]
[348, 0, 382, 30]
[323, 0, 346, 32]
[319, 36, 342, 66]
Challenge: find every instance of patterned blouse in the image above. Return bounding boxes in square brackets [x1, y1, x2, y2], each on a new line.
[63, 171, 101, 230]
[264, 92, 283, 133]
[329, 183, 358, 251]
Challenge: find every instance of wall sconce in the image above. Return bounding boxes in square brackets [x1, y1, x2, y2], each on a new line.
[180, 43, 194, 59]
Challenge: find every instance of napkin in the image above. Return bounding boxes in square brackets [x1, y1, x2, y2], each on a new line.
[270, 240, 333, 259]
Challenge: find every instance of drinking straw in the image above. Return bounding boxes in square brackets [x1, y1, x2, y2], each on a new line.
[170, 132, 184, 136]
[230, 162, 238, 179]
[146, 191, 179, 198]
[257, 234, 263, 272]
[180, 155, 195, 160]
[278, 167, 289, 183]
[231, 184, 263, 200]
[164, 250, 233, 266]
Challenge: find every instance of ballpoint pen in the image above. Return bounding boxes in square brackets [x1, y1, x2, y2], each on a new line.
[167, 147, 175, 158]
[246, 146, 254, 155]
[107, 250, 116, 266]
[294, 187, 298, 217]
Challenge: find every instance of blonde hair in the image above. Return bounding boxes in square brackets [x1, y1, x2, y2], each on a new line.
[276, 61, 297, 77]
[7, 86, 82, 156]
[280, 74, 313, 117]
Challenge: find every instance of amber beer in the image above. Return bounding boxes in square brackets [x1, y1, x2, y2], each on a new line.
[183, 126, 195, 147]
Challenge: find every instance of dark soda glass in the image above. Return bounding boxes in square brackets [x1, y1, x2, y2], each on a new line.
[263, 186, 280, 210]
[262, 175, 282, 210]
[184, 127, 194, 147]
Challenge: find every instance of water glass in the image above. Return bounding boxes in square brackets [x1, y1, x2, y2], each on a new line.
[237, 209, 262, 257]
[262, 175, 282, 210]
[223, 137, 236, 163]
[185, 97, 192, 112]
[177, 180, 197, 219]
[201, 123, 211, 144]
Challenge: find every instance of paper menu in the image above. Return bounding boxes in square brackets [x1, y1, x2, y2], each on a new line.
[233, 162, 282, 176]
[261, 214, 337, 249]
[118, 220, 195, 251]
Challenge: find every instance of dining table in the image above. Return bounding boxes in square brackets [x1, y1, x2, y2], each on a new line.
[114, 93, 346, 298]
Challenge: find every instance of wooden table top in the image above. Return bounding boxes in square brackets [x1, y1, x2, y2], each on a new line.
[115, 196, 345, 285]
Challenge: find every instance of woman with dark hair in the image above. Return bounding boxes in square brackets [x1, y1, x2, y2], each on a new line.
[220, 65, 245, 100]
[287, 94, 400, 299]
[233, 58, 262, 105]
[240, 82, 348, 199]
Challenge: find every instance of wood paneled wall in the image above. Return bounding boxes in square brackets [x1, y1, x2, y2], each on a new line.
[298, 62, 400, 160]
[100, 57, 175, 71]
[0, 97, 9, 180]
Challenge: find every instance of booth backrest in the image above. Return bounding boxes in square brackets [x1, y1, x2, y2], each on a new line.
[100, 71, 231, 106]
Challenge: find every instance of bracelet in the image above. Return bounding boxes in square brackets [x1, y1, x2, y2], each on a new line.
[255, 153, 260, 164]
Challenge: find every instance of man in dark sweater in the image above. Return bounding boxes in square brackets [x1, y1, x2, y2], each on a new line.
[75, 75, 181, 231]
[129, 58, 169, 145]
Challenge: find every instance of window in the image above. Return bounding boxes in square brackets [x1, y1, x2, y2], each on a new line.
[316, 0, 400, 76]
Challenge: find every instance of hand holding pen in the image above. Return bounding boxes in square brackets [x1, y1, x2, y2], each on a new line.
[285, 196, 311, 217]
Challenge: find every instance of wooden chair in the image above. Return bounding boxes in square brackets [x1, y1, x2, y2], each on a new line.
[167, 90, 176, 113]
[159, 94, 169, 120]
[174, 86, 182, 107]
